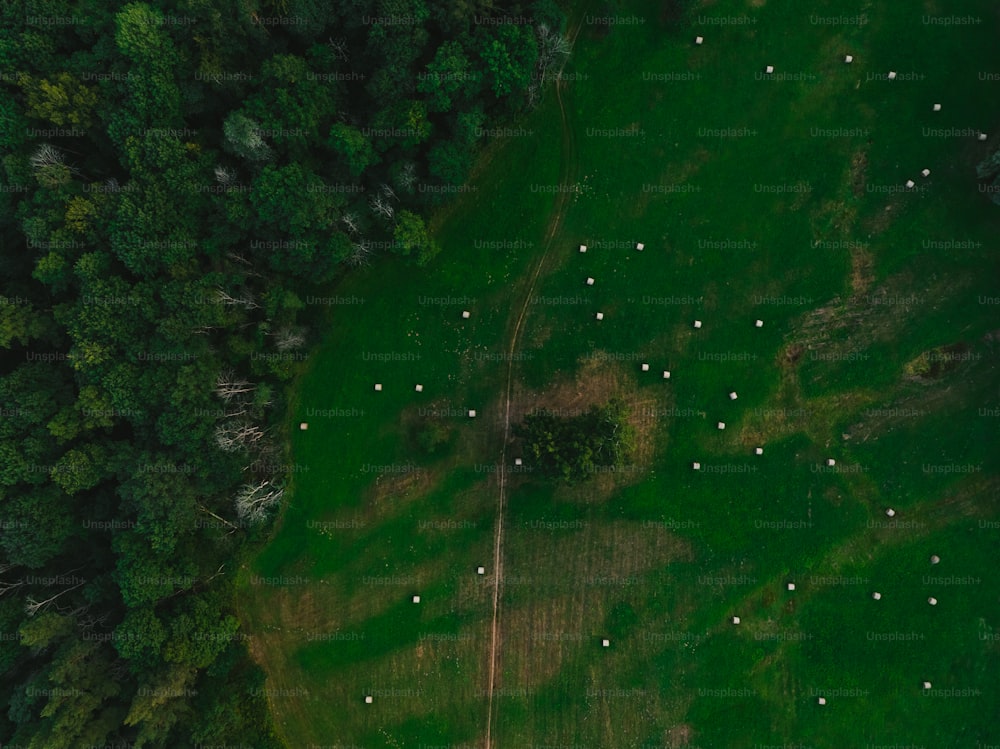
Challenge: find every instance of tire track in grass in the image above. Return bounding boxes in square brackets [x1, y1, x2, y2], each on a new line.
[484, 15, 586, 749]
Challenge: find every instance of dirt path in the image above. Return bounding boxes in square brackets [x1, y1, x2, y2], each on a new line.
[483, 16, 586, 749]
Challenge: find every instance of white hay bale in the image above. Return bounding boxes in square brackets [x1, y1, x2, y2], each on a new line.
[755, 447, 763, 455]
[817, 697, 827, 705]
[299, 422, 309, 430]
[412, 595, 421, 603]
[930, 555, 940, 564]
[717, 422, 726, 430]
[905, 179, 915, 189]
[695, 36, 704, 45]
[462, 310, 471, 319]
[765, 65, 774, 74]
[468, 410, 476, 418]
[979, 133, 989, 141]
[827, 458, 836, 466]
[787, 582, 795, 591]
[663, 370, 671, 379]
[586, 277, 595, 285]
[693, 320, 702, 329]
[374, 383, 382, 391]
[755, 319, 764, 327]
[932, 104, 941, 111]
[641, 363, 650, 371]
[595, 312, 604, 320]
[888, 71, 897, 80]
[885, 508, 895, 517]
[514, 458, 522, 466]
[844, 55, 853, 63]
[692, 462, 701, 470]
[636, 242, 645, 251]
[729, 391, 738, 400]
[579, 244, 587, 252]
[602, 638, 610, 647]
[365, 695, 373, 704]
[477, 566, 485, 575]
[414, 384, 423, 392]
[921, 169, 930, 177]
[928, 597, 937, 606]
[872, 592, 882, 600]
[922, 681, 932, 689]
[731, 616, 741, 625]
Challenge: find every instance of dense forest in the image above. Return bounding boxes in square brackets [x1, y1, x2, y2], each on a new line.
[0, 0, 567, 745]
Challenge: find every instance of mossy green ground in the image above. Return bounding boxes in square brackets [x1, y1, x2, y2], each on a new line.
[238, 1, 1000, 746]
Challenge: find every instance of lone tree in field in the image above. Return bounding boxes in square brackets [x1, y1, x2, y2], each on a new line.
[513, 398, 634, 484]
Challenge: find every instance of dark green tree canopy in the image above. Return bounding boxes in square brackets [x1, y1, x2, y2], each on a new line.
[514, 399, 635, 484]
[0, 0, 566, 744]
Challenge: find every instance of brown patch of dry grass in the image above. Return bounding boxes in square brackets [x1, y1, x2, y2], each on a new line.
[863, 195, 905, 235]
[850, 149, 868, 198]
[364, 466, 438, 508]
[781, 264, 971, 392]
[497, 520, 695, 690]
[741, 335, 881, 449]
[666, 723, 696, 746]
[655, 146, 712, 198]
[849, 244, 874, 294]
[508, 353, 623, 424]
[811, 197, 860, 240]
[508, 353, 667, 498]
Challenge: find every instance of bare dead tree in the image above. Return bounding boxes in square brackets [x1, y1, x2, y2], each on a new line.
[206, 563, 226, 584]
[536, 24, 571, 74]
[214, 421, 266, 452]
[215, 165, 237, 185]
[62, 601, 93, 619]
[273, 327, 306, 352]
[0, 578, 25, 597]
[327, 36, 349, 61]
[340, 212, 360, 234]
[345, 240, 373, 268]
[214, 287, 259, 310]
[197, 504, 241, 534]
[380, 183, 398, 202]
[396, 162, 417, 192]
[161, 563, 227, 602]
[526, 82, 540, 109]
[76, 611, 111, 633]
[531, 24, 572, 99]
[30, 143, 64, 171]
[234, 479, 285, 525]
[227, 251, 252, 266]
[214, 426, 240, 452]
[25, 579, 87, 617]
[214, 371, 256, 401]
[370, 195, 394, 221]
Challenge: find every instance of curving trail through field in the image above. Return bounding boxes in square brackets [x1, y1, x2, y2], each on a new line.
[483, 15, 587, 749]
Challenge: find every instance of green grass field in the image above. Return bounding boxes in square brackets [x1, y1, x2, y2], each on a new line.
[238, 0, 1000, 746]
